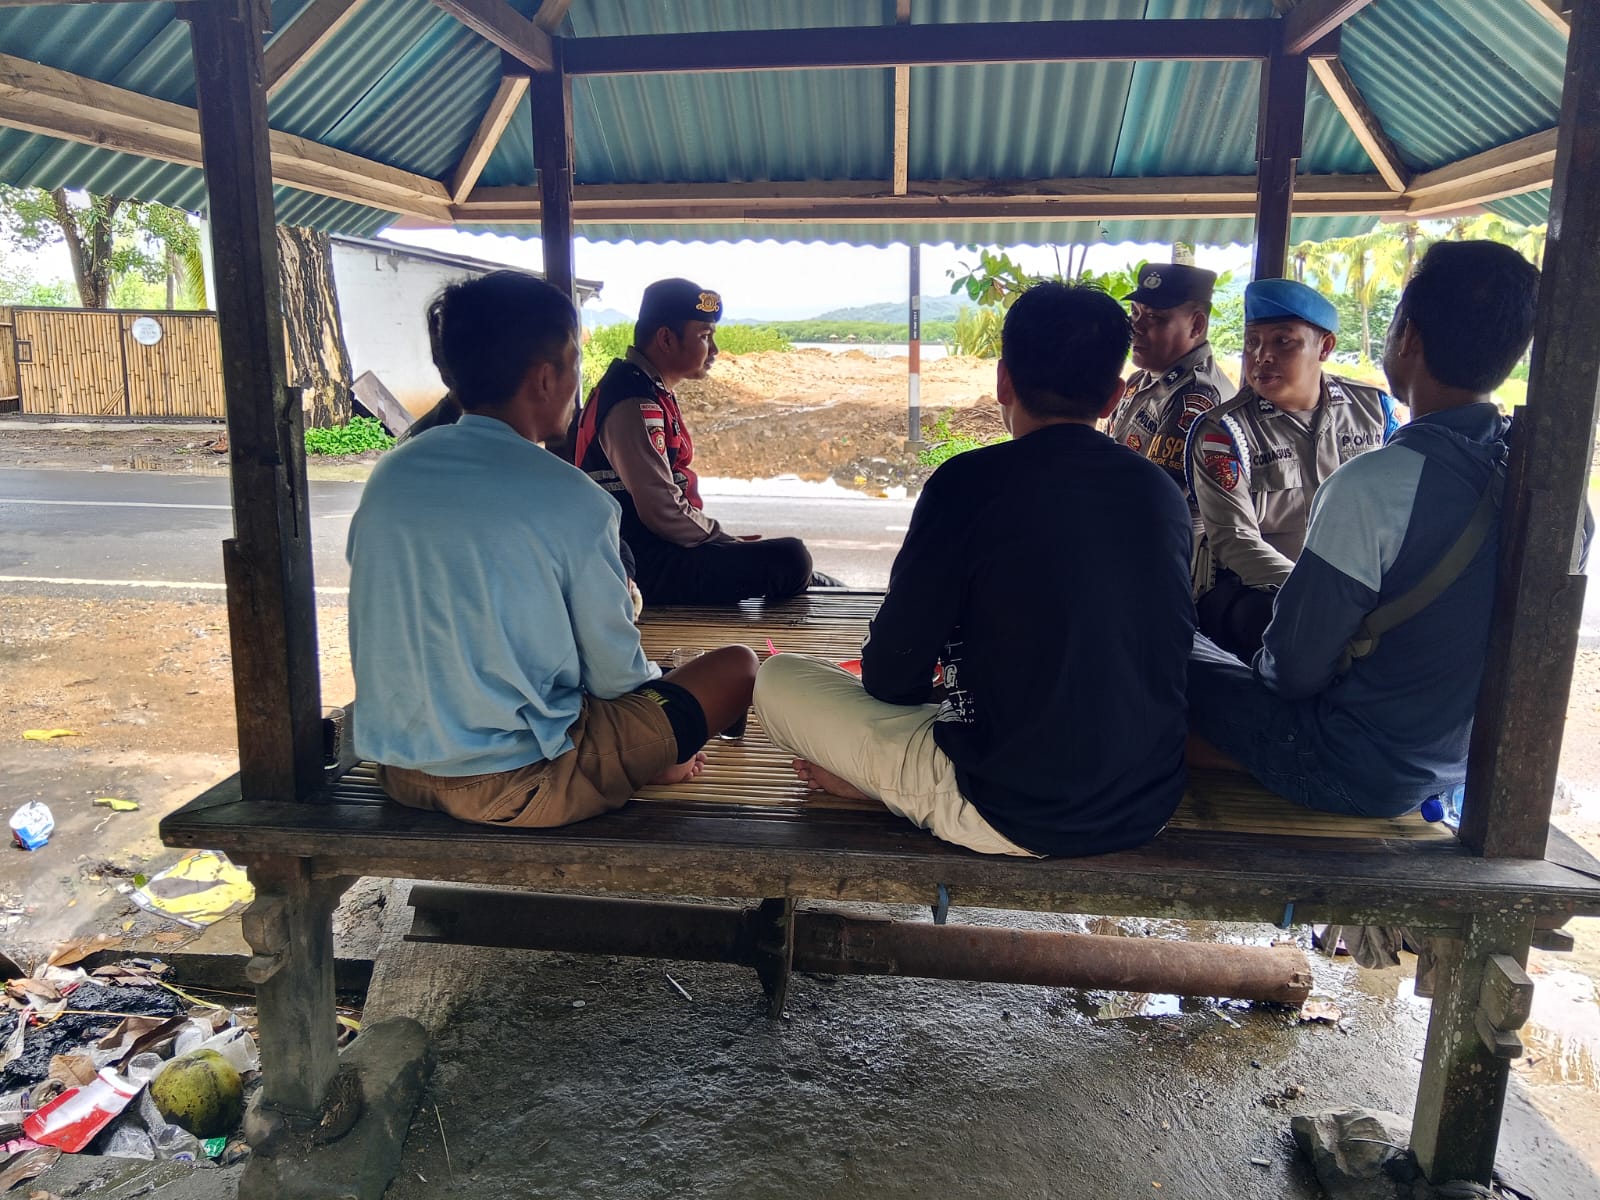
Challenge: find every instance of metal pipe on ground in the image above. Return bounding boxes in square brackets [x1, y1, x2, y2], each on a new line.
[405, 887, 1313, 1006]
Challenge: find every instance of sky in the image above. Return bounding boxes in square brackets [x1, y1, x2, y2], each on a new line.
[378, 228, 1255, 321]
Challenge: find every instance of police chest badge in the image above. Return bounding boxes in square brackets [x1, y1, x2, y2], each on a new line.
[1178, 391, 1216, 433]
[1127, 433, 1143, 452]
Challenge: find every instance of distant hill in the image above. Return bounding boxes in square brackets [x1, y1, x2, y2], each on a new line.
[811, 295, 966, 323]
[582, 305, 632, 328]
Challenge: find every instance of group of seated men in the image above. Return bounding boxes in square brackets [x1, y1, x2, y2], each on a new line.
[345, 238, 1569, 857]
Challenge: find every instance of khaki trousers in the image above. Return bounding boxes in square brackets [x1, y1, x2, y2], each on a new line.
[753, 654, 1039, 857]
[377, 691, 678, 829]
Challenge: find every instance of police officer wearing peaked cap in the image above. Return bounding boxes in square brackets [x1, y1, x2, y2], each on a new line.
[569, 277, 831, 605]
[1108, 264, 1236, 548]
[1186, 276, 1399, 661]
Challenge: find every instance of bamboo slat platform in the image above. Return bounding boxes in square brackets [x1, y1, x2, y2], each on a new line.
[319, 592, 1450, 845]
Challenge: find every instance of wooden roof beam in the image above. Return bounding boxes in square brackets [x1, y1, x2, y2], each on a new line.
[264, 0, 369, 98]
[448, 70, 529, 203]
[431, 0, 554, 72]
[442, 0, 568, 204]
[1405, 128, 1557, 214]
[562, 19, 1281, 76]
[0, 52, 452, 221]
[892, 0, 911, 197]
[1309, 56, 1410, 192]
[1282, 0, 1378, 55]
[447, 174, 1401, 225]
[1522, 0, 1572, 35]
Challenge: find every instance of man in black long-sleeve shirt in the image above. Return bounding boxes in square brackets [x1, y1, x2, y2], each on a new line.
[753, 282, 1195, 856]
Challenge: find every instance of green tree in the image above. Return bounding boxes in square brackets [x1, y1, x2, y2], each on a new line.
[0, 185, 205, 309]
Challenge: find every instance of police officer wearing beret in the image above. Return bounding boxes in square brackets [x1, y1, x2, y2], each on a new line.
[1109, 264, 1235, 544]
[570, 277, 820, 605]
[1186, 278, 1398, 660]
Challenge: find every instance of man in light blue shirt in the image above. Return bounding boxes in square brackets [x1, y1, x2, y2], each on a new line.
[347, 271, 757, 828]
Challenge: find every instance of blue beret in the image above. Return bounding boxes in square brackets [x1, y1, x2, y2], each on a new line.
[1244, 278, 1339, 334]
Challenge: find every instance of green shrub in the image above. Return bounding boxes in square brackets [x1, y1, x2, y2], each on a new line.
[305, 415, 394, 456]
[915, 413, 1004, 468]
[714, 325, 791, 354]
[581, 323, 634, 398]
[948, 305, 1003, 358]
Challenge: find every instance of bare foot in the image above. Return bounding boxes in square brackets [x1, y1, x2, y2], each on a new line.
[650, 751, 707, 786]
[791, 758, 872, 801]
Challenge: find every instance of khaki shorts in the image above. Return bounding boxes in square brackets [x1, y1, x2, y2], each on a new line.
[377, 691, 679, 829]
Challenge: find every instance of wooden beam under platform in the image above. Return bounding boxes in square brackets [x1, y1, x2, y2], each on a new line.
[1310, 55, 1410, 192]
[263, 0, 370, 99]
[431, 0, 554, 72]
[1406, 129, 1557, 215]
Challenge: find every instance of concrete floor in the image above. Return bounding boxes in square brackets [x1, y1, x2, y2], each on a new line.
[361, 900, 1600, 1200]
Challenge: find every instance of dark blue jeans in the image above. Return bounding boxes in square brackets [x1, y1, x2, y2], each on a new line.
[1187, 635, 1416, 818]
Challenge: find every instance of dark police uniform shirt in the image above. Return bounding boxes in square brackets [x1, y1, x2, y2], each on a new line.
[1107, 341, 1233, 539]
[1186, 373, 1398, 596]
[859, 422, 1195, 857]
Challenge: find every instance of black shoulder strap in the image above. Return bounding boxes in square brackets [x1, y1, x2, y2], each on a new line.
[1338, 467, 1505, 674]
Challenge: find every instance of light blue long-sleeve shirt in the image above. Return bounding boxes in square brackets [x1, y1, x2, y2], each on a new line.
[346, 414, 658, 775]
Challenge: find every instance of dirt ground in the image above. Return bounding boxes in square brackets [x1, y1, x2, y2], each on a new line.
[0, 349, 1010, 492]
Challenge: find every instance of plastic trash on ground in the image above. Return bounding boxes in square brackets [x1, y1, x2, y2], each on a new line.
[8, 802, 54, 851]
[22, 1067, 141, 1152]
[130, 851, 254, 929]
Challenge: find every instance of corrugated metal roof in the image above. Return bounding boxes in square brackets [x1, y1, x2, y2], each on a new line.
[0, 0, 1562, 244]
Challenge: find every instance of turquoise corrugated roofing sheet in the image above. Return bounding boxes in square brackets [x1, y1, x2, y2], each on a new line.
[0, 0, 1564, 243]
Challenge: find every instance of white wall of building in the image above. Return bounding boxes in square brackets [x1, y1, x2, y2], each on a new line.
[331, 241, 460, 418]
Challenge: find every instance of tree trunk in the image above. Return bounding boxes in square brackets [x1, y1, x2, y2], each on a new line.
[276, 225, 352, 428]
[1361, 297, 1372, 363]
[1172, 241, 1197, 265]
[51, 188, 118, 308]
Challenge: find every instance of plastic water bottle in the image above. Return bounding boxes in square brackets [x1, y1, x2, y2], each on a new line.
[1420, 784, 1465, 829]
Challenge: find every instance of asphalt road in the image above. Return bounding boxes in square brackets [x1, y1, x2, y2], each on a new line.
[3, 467, 1597, 645]
[0, 467, 916, 595]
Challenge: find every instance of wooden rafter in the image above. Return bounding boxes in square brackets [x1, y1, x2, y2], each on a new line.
[1522, 0, 1572, 35]
[1309, 56, 1409, 192]
[431, 0, 554, 72]
[0, 52, 452, 221]
[263, 0, 369, 98]
[1282, 0, 1378, 55]
[532, 0, 574, 31]
[1406, 128, 1557, 215]
[449, 72, 529, 203]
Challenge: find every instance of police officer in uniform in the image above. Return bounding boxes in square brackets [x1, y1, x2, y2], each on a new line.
[1109, 263, 1235, 543]
[1187, 278, 1398, 660]
[570, 278, 820, 606]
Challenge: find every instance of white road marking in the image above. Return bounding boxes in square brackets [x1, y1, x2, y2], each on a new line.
[0, 574, 349, 595]
[0, 497, 232, 511]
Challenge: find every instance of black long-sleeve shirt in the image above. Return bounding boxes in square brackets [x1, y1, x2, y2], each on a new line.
[861, 421, 1195, 856]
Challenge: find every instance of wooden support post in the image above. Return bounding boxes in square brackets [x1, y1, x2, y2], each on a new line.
[530, 39, 575, 307]
[1462, 0, 1600, 860]
[1253, 49, 1308, 280]
[907, 243, 921, 444]
[184, 0, 324, 803]
[241, 859, 350, 1117]
[1411, 911, 1535, 1184]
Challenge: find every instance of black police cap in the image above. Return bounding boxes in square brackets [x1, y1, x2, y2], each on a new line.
[1122, 263, 1217, 309]
[637, 277, 723, 331]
